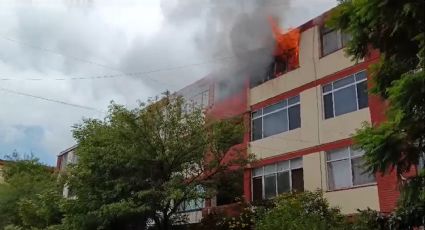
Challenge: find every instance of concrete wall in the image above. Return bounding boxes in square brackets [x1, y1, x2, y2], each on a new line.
[303, 152, 380, 214]
[247, 24, 380, 214]
[250, 27, 358, 106]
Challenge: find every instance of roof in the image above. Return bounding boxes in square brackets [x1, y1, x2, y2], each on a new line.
[58, 144, 78, 157]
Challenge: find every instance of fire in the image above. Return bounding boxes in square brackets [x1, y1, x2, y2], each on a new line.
[268, 17, 300, 69]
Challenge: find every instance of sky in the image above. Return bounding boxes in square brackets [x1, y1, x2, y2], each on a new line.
[0, 0, 337, 166]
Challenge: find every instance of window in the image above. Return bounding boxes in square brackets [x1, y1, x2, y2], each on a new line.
[177, 199, 205, 212]
[326, 147, 375, 190]
[323, 71, 368, 119]
[190, 90, 209, 110]
[418, 152, 425, 171]
[321, 27, 351, 56]
[251, 95, 301, 141]
[252, 158, 304, 201]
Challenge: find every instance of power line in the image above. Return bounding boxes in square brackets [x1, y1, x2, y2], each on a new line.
[0, 87, 103, 112]
[0, 55, 237, 82]
[0, 35, 171, 87]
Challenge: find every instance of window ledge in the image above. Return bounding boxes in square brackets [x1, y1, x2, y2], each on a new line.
[251, 66, 300, 90]
[250, 127, 302, 143]
[326, 183, 377, 193]
[320, 47, 345, 59]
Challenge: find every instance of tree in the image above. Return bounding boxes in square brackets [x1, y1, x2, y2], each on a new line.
[0, 153, 63, 229]
[62, 93, 245, 230]
[329, 0, 424, 227]
[256, 191, 347, 230]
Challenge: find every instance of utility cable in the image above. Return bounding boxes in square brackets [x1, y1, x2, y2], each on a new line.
[0, 87, 103, 112]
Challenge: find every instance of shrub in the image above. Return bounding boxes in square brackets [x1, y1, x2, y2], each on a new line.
[256, 191, 347, 230]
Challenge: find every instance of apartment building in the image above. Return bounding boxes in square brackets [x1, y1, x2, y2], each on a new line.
[56, 8, 403, 223]
[243, 13, 398, 214]
[0, 160, 4, 183]
[56, 145, 78, 197]
[179, 10, 401, 217]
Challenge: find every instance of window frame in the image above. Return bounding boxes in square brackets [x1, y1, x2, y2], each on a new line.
[320, 26, 350, 57]
[326, 147, 376, 191]
[322, 70, 368, 119]
[251, 95, 301, 141]
[251, 158, 303, 201]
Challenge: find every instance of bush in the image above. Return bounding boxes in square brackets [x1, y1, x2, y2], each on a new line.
[256, 191, 347, 230]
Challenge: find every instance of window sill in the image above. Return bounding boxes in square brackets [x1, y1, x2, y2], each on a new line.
[250, 66, 300, 90]
[326, 182, 377, 193]
[320, 47, 345, 59]
[250, 127, 302, 143]
[323, 106, 370, 121]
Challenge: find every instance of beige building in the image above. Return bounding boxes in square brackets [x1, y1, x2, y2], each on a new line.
[242, 11, 395, 214]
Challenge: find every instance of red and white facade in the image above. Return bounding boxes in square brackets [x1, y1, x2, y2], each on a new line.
[57, 8, 405, 223]
[177, 10, 401, 217]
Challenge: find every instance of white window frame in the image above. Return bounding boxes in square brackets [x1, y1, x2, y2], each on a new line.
[251, 95, 301, 141]
[322, 70, 367, 119]
[326, 146, 375, 190]
[251, 158, 303, 201]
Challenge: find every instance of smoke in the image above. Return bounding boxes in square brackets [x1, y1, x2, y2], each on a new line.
[158, 0, 292, 98]
[161, 0, 290, 79]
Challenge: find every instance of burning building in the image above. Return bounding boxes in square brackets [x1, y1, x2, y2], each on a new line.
[173, 7, 405, 224]
[55, 6, 409, 226]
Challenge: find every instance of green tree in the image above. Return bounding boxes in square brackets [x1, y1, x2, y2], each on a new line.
[0, 153, 63, 229]
[329, 0, 425, 227]
[62, 93, 245, 230]
[256, 191, 347, 230]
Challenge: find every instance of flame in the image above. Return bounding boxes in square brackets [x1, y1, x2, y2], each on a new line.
[268, 17, 300, 68]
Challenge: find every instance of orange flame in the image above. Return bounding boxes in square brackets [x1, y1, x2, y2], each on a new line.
[268, 17, 300, 69]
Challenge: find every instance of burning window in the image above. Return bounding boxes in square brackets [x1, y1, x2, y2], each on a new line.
[250, 19, 300, 88]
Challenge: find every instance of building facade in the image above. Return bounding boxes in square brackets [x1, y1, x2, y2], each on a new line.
[56, 8, 403, 223]
[56, 145, 78, 197]
[179, 10, 400, 217]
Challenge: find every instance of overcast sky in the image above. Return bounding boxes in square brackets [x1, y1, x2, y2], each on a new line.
[0, 0, 337, 166]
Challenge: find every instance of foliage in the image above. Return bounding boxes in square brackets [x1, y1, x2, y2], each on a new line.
[256, 191, 347, 230]
[0, 152, 63, 229]
[61, 93, 245, 230]
[351, 208, 389, 230]
[330, 0, 425, 175]
[330, 0, 425, 227]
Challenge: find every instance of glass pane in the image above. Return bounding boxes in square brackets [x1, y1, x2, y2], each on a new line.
[341, 32, 352, 47]
[327, 160, 351, 190]
[351, 148, 364, 157]
[322, 30, 339, 55]
[288, 95, 300, 105]
[290, 158, 303, 169]
[334, 85, 357, 116]
[291, 168, 304, 192]
[323, 84, 332, 93]
[327, 148, 349, 161]
[263, 110, 288, 137]
[264, 174, 277, 199]
[252, 177, 263, 201]
[355, 71, 367, 81]
[253, 167, 263, 177]
[277, 161, 290, 171]
[288, 105, 301, 130]
[352, 157, 375, 186]
[333, 75, 355, 89]
[252, 110, 262, 118]
[277, 171, 290, 194]
[264, 101, 286, 114]
[356, 81, 369, 109]
[323, 94, 334, 119]
[252, 118, 262, 141]
[264, 164, 276, 174]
